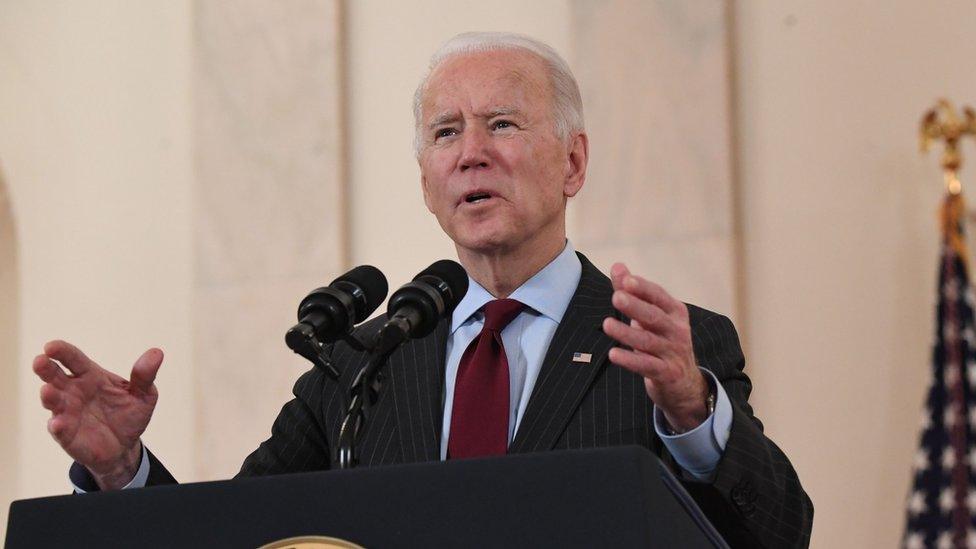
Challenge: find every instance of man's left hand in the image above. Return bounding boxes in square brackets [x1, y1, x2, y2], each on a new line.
[602, 262, 709, 432]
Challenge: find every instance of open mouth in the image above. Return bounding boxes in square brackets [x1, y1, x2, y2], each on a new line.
[464, 192, 493, 204]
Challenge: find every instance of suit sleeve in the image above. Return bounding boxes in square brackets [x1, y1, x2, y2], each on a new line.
[667, 310, 814, 548]
[235, 366, 335, 478]
[69, 444, 177, 491]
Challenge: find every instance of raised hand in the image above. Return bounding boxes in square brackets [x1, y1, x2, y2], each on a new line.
[33, 340, 163, 490]
[602, 263, 709, 432]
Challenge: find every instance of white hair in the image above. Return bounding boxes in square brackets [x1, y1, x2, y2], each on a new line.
[412, 32, 585, 157]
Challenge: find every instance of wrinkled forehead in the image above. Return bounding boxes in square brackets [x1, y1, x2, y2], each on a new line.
[421, 50, 552, 120]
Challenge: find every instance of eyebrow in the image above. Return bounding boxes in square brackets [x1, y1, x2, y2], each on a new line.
[486, 106, 522, 118]
[427, 112, 460, 129]
[426, 106, 524, 129]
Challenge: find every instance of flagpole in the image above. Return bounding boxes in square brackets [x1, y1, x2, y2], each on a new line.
[904, 99, 976, 549]
[921, 99, 975, 274]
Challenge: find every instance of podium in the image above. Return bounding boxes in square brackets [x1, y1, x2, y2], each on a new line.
[6, 446, 728, 548]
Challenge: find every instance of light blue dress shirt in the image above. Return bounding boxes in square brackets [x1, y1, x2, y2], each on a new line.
[75, 241, 732, 491]
[72, 443, 149, 493]
[440, 241, 732, 481]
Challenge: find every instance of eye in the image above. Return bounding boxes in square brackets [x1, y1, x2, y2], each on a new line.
[434, 127, 458, 140]
[491, 120, 516, 131]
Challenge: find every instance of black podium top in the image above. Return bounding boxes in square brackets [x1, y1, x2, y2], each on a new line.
[6, 446, 727, 548]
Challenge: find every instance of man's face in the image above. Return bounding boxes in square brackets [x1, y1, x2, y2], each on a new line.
[418, 49, 584, 257]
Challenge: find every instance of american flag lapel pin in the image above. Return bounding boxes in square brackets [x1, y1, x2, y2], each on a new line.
[572, 352, 592, 363]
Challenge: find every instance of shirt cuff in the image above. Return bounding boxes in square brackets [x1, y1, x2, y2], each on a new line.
[653, 368, 732, 482]
[70, 443, 150, 493]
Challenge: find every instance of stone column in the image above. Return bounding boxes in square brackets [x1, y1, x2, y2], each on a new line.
[569, 0, 739, 320]
[193, 0, 345, 477]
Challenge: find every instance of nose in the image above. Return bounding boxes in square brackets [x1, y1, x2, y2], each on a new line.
[458, 126, 491, 172]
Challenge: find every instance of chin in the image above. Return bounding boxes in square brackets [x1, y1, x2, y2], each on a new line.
[452, 229, 516, 255]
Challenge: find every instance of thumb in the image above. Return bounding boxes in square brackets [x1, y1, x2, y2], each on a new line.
[129, 348, 163, 395]
[610, 262, 631, 290]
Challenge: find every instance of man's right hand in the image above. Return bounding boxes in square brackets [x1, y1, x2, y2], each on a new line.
[32, 340, 163, 490]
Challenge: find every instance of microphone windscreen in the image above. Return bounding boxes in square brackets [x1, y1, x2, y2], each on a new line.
[336, 264, 388, 322]
[414, 259, 469, 313]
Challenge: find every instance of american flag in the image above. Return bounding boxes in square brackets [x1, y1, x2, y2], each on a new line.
[905, 193, 976, 549]
[572, 351, 592, 363]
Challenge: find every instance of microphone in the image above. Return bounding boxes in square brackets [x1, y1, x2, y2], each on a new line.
[335, 260, 468, 468]
[383, 260, 469, 340]
[285, 265, 388, 377]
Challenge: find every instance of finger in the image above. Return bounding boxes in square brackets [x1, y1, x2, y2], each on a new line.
[603, 317, 669, 356]
[43, 340, 93, 375]
[129, 348, 163, 395]
[610, 262, 631, 291]
[33, 355, 69, 388]
[39, 383, 66, 414]
[608, 346, 666, 380]
[611, 291, 674, 336]
[47, 415, 73, 440]
[620, 275, 683, 316]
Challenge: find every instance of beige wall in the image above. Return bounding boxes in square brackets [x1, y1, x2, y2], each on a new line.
[733, 2, 976, 547]
[570, 0, 739, 322]
[0, 173, 18, 532]
[3, 0, 975, 546]
[191, 0, 346, 481]
[0, 0, 196, 521]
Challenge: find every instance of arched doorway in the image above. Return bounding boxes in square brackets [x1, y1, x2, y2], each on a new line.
[0, 168, 19, 524]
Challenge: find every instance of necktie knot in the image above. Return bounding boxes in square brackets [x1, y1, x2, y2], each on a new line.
[482, 299, 524, 332]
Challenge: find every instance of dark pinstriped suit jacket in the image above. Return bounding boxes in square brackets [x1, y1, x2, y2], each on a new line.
[137, 253, 812, 547]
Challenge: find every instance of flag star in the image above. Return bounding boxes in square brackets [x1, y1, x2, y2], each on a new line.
[969, 405, 976, 428]
[942, 446, 957, 470]
[945, 280, 960, 300]
[938, 531, 954, 549]
[964, 327, 976, 347]
[945, 324, 959, 343]
[969, 447, 976, 469]
[940, 487, 955, 513]
[967, 528, 976, 549]
[968, 360, 976, 389]
[914, 449, 930, 472]
[908, 490, 927, 516]
[945, 406, 960, 428]
[968, 490, 976, 513]
[945, 364, 961, 387]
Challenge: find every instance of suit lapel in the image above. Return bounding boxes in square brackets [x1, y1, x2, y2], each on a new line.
[509, 254, 617, 454]
[386, 317, 448, 463]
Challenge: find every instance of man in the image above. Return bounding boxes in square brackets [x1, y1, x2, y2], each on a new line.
[33, 32, 812, 547]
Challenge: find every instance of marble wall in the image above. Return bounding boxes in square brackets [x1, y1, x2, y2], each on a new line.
[0, 174, 17, 529]
[193, 0, 345, 478]
[1, 0, 197, 511]
[5, 1, 976, 546]
[569, 0, 738, 320]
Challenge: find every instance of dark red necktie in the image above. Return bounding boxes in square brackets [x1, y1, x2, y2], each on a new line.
[448, 298, 524, 459]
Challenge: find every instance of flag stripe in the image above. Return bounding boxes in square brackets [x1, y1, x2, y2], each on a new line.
[905, 193, 976, 548]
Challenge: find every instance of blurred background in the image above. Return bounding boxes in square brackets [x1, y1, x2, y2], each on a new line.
[3, 1, 975, 546]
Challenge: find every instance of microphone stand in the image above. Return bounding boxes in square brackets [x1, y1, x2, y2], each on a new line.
[285, 323, 342, 380]
[335, 317, 412, 469]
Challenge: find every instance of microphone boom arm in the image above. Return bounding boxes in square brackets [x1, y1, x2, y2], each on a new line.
[335, 321, 410, 468]
[285, 324, 341, 380]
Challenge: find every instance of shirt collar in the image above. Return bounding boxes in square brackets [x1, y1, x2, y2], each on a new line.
[450, 240, 582, 334]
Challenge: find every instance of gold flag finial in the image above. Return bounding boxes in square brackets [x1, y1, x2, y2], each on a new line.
[920, 99, 976, 195]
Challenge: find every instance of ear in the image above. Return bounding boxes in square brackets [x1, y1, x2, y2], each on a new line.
[420, 171, 434, 213]
[563, 131, 588, 198]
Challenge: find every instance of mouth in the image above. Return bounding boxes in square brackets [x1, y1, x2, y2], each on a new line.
[462, 190, 495, 205]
